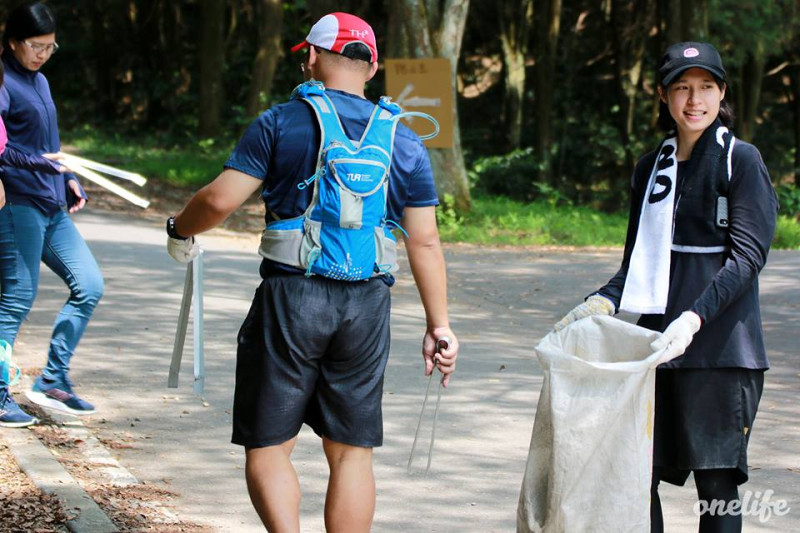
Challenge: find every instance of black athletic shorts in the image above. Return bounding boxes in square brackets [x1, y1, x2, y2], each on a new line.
[653, 368, 765, 486]
[231, 275, 391, 449]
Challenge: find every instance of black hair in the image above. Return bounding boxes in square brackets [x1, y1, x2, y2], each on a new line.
[3, 2, 56, 49]
[657, 76, 735, 133]
[314, 46, 372, 75]
[338, 42, 372, 63]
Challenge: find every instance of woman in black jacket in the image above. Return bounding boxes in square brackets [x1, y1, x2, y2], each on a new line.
[555, 42, 778, 533]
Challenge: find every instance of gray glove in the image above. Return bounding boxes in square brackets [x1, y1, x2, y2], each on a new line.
[651, 311, 701, 364]
[554, 294, 615, 332]
[167, 236, 200, 263]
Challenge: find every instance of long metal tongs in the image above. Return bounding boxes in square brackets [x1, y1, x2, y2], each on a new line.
[407, 337, 450, 474]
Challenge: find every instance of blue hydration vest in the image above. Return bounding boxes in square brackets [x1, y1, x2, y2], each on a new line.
[258, 81, 410, 281]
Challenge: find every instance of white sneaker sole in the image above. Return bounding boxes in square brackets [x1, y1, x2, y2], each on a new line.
[25, 390, 96, 416]
[0, 417, 38, 428]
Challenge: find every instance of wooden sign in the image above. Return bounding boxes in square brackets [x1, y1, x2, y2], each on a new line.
[385, 58, 454, 149]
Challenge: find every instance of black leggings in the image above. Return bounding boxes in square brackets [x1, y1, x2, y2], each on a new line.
[651, 469, 742, 533]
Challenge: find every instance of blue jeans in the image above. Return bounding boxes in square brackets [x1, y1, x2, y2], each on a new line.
[0, 204, 103, 386]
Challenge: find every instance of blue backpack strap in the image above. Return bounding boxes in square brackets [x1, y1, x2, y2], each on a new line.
[356, 96, 402, 162]
[293, 81, 357, 191]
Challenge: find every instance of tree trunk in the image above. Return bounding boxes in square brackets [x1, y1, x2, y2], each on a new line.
[498, 0, 533, 150]
[735, 40, 765, 143]
[199, 0, 225, 137]
[245, 0, 283, 116]
[791, 64, 800, 186]
[89, 4, 115, 120]
[610, 0, 652, 181]
[306, 0, 340, 19]
[386, 0, 472, 213]
[661, 0, 681, 46]
[533, 0, 562, 186]
[680, 0, 707, 40]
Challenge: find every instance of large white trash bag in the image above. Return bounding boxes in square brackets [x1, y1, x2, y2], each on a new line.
[517, 315, 668, 533]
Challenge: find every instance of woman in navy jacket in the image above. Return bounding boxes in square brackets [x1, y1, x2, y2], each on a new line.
[0, 2, 103, 428]
[555, 42, 777, 533]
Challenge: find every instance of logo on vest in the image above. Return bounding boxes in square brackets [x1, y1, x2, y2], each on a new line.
[347, 173, 373, 182]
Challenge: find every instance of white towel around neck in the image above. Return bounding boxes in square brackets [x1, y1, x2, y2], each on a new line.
[619, 138, 678, 314]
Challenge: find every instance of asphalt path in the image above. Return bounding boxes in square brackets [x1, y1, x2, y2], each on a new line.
[9, 210, 799, 532]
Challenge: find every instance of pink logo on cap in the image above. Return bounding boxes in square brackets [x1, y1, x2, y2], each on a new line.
[683, 48, 700, 58]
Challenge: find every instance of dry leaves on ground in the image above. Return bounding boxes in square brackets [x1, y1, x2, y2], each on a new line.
[3, 413, 213, 532]
[0, 439, 71, 533]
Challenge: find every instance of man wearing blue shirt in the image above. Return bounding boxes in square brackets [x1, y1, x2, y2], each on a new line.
[167, 13, 459, 532]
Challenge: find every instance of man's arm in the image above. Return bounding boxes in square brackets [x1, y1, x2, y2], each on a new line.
[402, 205, 459, 386]
[173, 168, 263, 237]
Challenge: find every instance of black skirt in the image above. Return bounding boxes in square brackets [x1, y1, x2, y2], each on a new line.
[653, 368, 764, 486]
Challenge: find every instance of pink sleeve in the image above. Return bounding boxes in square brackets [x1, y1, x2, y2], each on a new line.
[0, 116, 7, 156]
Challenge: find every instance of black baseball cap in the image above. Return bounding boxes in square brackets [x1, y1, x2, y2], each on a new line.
[658, 42, 726, 86]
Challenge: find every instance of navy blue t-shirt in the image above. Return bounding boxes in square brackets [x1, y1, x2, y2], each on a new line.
[224, 88, 439, 277]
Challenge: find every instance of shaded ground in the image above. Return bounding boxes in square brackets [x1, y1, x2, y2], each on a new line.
[0, 185, 797, 531]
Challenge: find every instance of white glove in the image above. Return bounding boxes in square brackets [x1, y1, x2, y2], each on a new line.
[554, 294, 615, 332]
[167, 236, 200, 263]
[651, 311, 702, 363]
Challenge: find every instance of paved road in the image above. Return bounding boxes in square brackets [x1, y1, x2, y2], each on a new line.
[9, 210, 800, 532]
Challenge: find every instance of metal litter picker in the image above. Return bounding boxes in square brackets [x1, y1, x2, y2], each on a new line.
[407, 337, 450, 474]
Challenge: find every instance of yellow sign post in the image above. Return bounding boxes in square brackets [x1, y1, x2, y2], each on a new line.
[385, 58, 454, 149]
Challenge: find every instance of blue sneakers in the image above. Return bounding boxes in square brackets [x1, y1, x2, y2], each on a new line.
[0, 388, 38, 427]
[26, 376, 96, 416]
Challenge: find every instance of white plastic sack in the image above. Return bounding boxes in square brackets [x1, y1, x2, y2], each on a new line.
[517, 315, 668, 533]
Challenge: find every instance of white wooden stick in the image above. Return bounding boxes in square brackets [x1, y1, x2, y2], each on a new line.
[58, 153, 147, 186]
[69, 163, 151, 208]
[192, 250, 205, 395]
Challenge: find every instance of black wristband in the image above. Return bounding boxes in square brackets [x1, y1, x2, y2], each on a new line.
[166, 216, 189, 240]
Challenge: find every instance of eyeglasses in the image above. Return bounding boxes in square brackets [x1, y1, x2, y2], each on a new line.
[22, 40, 59, 55]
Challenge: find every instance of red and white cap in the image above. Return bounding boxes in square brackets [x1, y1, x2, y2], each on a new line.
[290, 12, 377, 63]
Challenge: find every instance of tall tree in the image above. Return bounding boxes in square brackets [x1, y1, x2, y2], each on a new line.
[498, 0, 533, 149]
[244, 0, 284, 116]
[609, 0, 654, 180]
[498, 0, 534, 150]
[734, 40, 765, 142]
[387, 0, 472, 213]
[680, 0, 708, 39]
[199, 0, 225, 136]
[532, 0, 562, 185]
[785, 12, 800, 186]
[306, 0, 373, 19]
[660, 0, 708, 43]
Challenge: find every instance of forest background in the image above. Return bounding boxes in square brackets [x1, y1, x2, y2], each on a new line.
[2, 0, 799, 247]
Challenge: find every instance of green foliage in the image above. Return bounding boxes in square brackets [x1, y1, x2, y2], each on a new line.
[435, 193, 462, 234]
[776, 184, 800, 218]
[773, 216, 800, 250]
[468, 149, 573, 206]
[437, 196, 628, 247]
[468, 148, 539, 199]
[65, 128, 232, 188]
[436, 195, 800, 250]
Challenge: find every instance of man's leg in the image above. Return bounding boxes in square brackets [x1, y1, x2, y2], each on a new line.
[322, 437, 375, 533]
[245, 437, 300, 533]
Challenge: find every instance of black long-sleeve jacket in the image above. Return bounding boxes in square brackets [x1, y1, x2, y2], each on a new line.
[597, 140, 778, 369]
